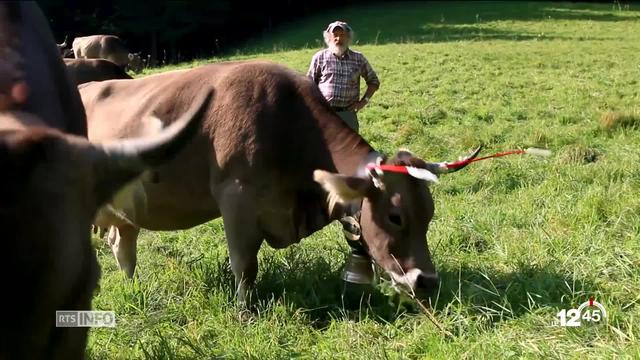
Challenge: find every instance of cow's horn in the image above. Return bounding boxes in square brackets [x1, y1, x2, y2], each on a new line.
[425, 145, 482, 174]
[57, 34, 68, 48]
[99, 88, 213, 168]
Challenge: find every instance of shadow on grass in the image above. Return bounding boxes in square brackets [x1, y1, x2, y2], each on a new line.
[433, 263, 596, 318]
[253, 251, 403, 328]
[240, 2, 638, 54]
[252, 253, 597, 329]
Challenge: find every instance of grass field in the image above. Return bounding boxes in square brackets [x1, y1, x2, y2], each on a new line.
[88, 2, 640, 358]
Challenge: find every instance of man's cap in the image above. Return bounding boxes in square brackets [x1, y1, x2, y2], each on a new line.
[326, 21, 352, 33]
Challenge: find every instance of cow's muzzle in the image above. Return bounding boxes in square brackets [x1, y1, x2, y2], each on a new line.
[390, 269, 439, 296]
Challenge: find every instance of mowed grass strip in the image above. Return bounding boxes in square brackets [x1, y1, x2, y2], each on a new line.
[90, 2, 640, 358]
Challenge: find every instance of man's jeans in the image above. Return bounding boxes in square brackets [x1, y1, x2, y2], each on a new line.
[336, 110, 359, 132]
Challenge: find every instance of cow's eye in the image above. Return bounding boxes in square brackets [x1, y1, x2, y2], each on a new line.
[388, 213, 403, 227]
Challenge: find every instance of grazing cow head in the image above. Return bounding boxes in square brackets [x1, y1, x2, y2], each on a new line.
[314, 147, 480, 296]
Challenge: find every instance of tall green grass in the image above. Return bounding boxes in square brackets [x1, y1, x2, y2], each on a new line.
[91, 2, 640, 358]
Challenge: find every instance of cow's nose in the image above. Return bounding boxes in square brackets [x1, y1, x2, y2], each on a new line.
[416, 272, 439, 293]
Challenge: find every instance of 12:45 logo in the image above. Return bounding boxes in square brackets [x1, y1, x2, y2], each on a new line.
[556, 297, 607, 327]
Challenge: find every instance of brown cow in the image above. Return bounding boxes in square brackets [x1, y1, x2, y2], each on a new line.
[72, 35, 142, 73]
[0, 2, 213, 358]
[64, 58, 132, 85]
[81, 61, 479, 305]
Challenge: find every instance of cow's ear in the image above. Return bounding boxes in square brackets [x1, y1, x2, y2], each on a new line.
[313, 170, 372, 212]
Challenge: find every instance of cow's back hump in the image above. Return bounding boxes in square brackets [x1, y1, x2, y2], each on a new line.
[82, 61, 336, 184]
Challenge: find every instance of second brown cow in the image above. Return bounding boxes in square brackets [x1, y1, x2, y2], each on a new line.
[64, 58, 132, 85]
[81, 60, 480, 305]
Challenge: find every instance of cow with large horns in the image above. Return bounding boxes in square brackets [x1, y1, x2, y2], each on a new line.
[81, 60, 480, 304]
[73, 34, 142, 72]
[0, 2, 213, 358]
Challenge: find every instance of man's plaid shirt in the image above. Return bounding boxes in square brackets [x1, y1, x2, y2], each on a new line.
[307, 48, 380, 109]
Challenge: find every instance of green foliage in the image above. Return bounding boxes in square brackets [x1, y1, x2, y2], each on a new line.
[89, 2, 640, 358]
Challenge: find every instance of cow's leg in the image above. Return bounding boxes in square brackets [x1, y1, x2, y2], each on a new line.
[107, 224, 140, 278]
[217, 183, 262, 306]
[227, 226, 261, 307]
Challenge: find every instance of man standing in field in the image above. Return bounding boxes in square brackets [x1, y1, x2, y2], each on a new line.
[308, 21, 380, 287]
[307, 21, 380, 132]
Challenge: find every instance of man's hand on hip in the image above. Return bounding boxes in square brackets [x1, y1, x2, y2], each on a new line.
[349, 99, 368, 113]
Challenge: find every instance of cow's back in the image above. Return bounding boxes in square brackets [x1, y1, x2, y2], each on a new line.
[99, 35, 129, 66]
[84, 61, 335, 180]
[64, 58, 132, 85]
[73, 35, 129, 67]
[81, 61, 337, 231]
[72, 35, 101, 58]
